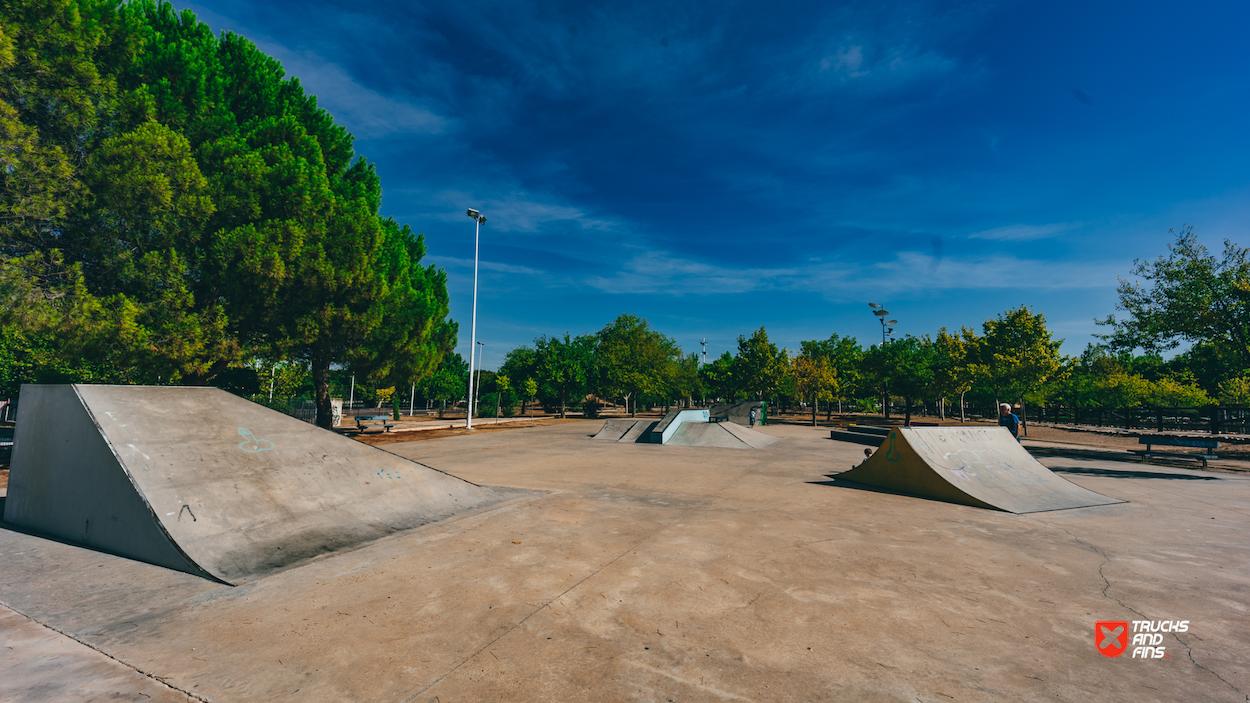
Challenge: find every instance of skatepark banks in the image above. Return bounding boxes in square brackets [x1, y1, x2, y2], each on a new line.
[1, 389, 1248, 702]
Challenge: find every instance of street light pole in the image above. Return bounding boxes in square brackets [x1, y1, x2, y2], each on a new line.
[465, 209, 486, 429]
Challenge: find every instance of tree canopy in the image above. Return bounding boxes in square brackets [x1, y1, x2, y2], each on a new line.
[0, 0, 455, 427]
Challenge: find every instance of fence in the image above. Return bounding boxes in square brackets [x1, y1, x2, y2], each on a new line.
[961, 404, 1250, 435]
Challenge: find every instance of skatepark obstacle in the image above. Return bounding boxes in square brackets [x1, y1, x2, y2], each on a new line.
[837, 426, 1123, 513]
[3, 385, 522, 584]
[591, 409, 776, 450]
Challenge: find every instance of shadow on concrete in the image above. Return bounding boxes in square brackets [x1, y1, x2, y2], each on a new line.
[807, 476, 928, 502]
[1048, 466, 1222, 481]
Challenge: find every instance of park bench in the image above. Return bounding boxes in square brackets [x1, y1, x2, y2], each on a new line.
[1129, 436, 1219, 468]
[354, 414, 396, 434]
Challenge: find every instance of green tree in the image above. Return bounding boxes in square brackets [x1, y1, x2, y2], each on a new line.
[932, 327, 979, 421]
[1101, 226, 1250, 374]
[979, 306, 1063, 432]
[593, 314, 681, 416]
[792, 350, 835, 426]
[535, 333, 596, 418]
[734, 327, 787, 400]
[699, 351, 738, 402]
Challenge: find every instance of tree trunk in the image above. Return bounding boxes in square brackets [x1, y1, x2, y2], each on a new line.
[313, 355, 332, 429]
[1019, 396, 1028, 437]
[904, 396, 912, 427]
[812, 395, 818, 426]
[560, 389, 567, 419]
[959, 391, 966, 422]
[627, 393, 634, 418]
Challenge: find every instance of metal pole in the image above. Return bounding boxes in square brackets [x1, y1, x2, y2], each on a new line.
[269, 363, 276, 402]
[410, 383, 415, 417]
[467, 217, 480, 429]
[349, 374, 355, 411]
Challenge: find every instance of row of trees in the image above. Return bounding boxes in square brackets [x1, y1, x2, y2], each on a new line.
[448, 307, 1226, 426]
[0, 1, 454, 427]
[449, 227, 1250, 423]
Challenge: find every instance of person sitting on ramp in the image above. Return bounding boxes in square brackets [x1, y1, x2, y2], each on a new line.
[998, 403, 1021, 442]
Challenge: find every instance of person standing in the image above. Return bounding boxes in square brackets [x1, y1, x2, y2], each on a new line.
[998, 403, 1021, 441]
[749, 408, 757, 428]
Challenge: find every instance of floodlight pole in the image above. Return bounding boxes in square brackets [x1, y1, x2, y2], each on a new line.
[465, 210, 485, 428]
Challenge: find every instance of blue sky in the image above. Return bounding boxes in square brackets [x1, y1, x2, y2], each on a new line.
[184, 0, 1250, 369]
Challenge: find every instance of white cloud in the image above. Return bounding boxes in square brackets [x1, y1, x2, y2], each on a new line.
[259, 46, 449, 138]
[429, 256, 543, 276]
[967, 222, 1077, 241]
[821, 45, 866, 76]
[413, 188, 619, 234]
[587, 249, 1122, 296]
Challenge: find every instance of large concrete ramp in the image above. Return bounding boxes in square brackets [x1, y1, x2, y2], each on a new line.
[617, 420, 657, 443]
[3, 385, 522, 583]
[838, 426, 1123, 513]
[592, 419, 637, 440]
[650, 409, 710, 444]
[666, 421, 778, 449]
[709, 401, 762, 426]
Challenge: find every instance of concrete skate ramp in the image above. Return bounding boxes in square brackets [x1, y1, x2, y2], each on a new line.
[651, 409, 710, 444]
[617, 420, 658, 443]
[592, 419, 637, 441]
[709, 401, 762, 426]
[668, 421, 777, 450]
[3, 385, 522, 584]
[838, 426, 1123, 513]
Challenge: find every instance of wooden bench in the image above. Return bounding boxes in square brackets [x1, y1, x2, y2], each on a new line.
[1129, 436, 1219, 468]
[355, 414, 396, 434]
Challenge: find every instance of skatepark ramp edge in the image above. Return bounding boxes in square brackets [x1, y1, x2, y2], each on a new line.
[836, 426, 1123, 514]
[3, 384, 528, 584]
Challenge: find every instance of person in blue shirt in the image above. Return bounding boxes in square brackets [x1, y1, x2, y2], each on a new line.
[998, 403, 1021, 441]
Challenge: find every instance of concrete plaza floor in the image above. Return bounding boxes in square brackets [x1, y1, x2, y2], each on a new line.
[1, 421, 1247, 702]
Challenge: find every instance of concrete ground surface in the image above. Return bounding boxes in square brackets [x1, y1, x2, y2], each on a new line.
[1, 421, 1248, 702]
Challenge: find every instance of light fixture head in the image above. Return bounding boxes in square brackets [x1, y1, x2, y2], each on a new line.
[874, 309, 889, 316]
[886, 320, 898, 325]
[868, 303, 881, 308]
[466, 208, 480, 219]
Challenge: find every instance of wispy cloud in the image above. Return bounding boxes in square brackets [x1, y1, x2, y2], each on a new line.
[967, 222, 1078, 242]
[408, 188, 621, 234]
[265, 48, 449, 138]
[588, 248, 1122, 296]
[429, 256, 543, 276]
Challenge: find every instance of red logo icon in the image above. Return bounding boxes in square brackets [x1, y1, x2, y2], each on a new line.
[1096, 621, 1129, 657]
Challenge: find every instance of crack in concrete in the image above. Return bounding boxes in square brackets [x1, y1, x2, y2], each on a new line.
[400, 467, 756, 703]
[0, 601, 209, 702]
[1044, 523, 1247, 700]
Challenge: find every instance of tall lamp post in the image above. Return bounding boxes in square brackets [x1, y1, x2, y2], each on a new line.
[868, 304, 899, 419]
[465, 208, 486, 429]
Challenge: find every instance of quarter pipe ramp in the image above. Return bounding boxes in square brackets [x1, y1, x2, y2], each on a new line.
[837, 426, 1123, 513]
[3, 385, 523, 583]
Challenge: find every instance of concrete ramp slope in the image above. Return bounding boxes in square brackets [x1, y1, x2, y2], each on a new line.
[650, 409, 710, 444]
[592, 419, 637, 440]
[667, 421, 778, 449]
[617, 420, 658, 443]
[709, 401, 762, 426]
[3, 385, 522, 584]
[838, 426, 1123, 514]
[719, 421, 778, 449]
